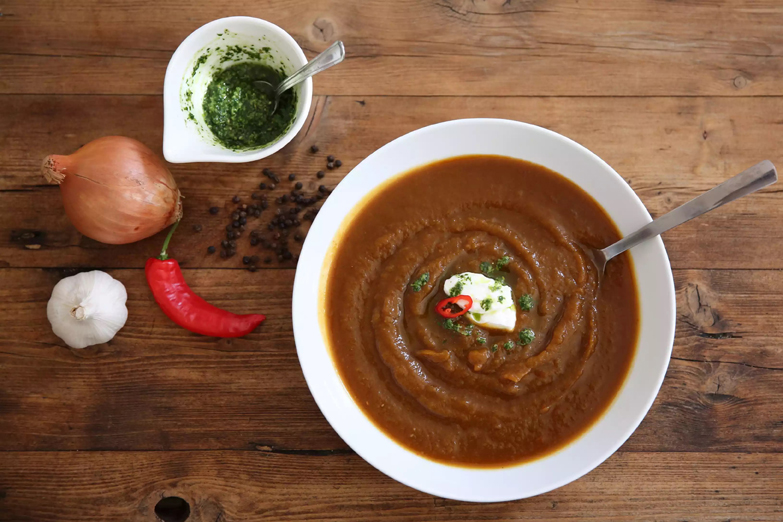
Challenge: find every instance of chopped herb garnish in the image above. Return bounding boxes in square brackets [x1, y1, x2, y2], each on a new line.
[519, 328, 535, 345]
[490, 277, 505, 291]
[481, 298, 493, 311]
[504, 340, 516, 351]
[518, 294, 534, 311]
[498, 295, 505, 303]
[491, 344, 498, 353]
[411, 272, 429, 292]
[449, 280, 464, 297]
[481, 256, 511, 275]
[477, 337, 487, 345]
[442, 318, 473, 337]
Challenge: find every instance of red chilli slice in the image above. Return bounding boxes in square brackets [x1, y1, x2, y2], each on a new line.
[435, 295, 473, 318]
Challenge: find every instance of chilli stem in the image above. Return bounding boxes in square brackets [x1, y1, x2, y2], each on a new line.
[158, 221, 180, 261]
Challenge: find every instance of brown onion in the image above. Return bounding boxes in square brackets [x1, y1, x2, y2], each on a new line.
[42, 136, 183, 245]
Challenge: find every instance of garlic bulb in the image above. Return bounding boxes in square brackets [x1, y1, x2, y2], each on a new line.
[47, 271, 128, 349]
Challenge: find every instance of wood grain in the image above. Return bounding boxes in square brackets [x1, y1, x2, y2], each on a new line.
[1, 268, 781, 453]
[0, 451, 781, 522]
[1, 0, 782, 96]
[2, 0, 783, 518]
[1, 95, 782, 270]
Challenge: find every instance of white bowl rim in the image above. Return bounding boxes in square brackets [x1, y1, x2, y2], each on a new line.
[162, 16, 313, 163]
[292, 118, 676, 502]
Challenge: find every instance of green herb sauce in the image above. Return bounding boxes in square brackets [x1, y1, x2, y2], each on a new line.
[202, 62, 296, 151]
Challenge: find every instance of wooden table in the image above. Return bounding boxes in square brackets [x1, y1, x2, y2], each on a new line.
[2, 1, 782, 520]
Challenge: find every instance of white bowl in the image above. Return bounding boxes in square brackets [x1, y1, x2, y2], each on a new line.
[292, 119, 676, 502]
[162, 17, 312, 163]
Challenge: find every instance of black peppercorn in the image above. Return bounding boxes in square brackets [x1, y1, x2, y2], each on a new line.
[288, 173, 296, 181]
[327, 161, 334, 170]
[310, 145, 319, 153]
[269, 183, 276, 190]
[232, 195, 240, 203]
[327, 154, 335, 162]
[209, 206, 220, 215]
[335, 159, 342, 167]
[259, 182, 267, 190]
[316, 170, 325, 179]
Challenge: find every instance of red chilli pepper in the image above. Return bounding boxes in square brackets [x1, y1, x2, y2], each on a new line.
[145, 222, 265, 338]
[435, 295, 473, 318]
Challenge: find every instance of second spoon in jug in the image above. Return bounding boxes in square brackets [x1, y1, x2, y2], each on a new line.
[255, 41, 345, 115]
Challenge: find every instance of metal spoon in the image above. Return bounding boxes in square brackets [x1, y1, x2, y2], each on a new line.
[255, 41, 345, 114]
[586, 160, 777, 277]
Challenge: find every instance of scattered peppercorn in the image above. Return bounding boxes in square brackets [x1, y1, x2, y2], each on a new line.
[317, 170, 325, 178]
[327, 161, 335, 169]
[288, 174, 296, 181]
[209, 206, 220, 215]
[259, 182, 267, 190]
[335, 159, 342, 167]
[232, 195, 240, 203]
[207, 246, 216, 254]
[295, 182, 303, 189]
[327, 155, 335, 162]
[268, 183, 276, 190]
[242, 256, 251, 265]
[310, 145, 319, 153]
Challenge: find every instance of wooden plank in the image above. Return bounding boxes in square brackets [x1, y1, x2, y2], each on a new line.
[1, 267, 781, 452]
[0, 451, 780, 521]
[1, 0, 782, 96]
[1, 94, 782, 269]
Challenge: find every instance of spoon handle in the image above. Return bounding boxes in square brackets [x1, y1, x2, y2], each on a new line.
[602, 160, 778, 262]
[276, 41, 345, 96]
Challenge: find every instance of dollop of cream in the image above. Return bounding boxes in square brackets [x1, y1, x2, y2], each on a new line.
[443, 272, 516, 331]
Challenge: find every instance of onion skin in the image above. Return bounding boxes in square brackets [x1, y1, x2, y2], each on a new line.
[42, 136, 183, 245]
